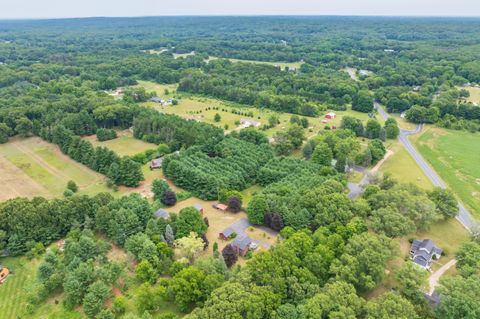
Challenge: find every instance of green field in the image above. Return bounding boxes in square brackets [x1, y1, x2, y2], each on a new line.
[84, 130, 158, 157]
[0, 137, 111, 200]
[414, 128, 480, 217]
[380, 140, 433, 190]
[207, 56, 304, 70]
[457, 86, 480, 105]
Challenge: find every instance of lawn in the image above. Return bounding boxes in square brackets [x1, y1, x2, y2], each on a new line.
[413, 128, 480, 218]
[379, 140, 433, 190]
[457, 86, 480, 105]
[84, 130, 158, 157]
[206, 56, 304, 70]
[0, 137, 111, 200]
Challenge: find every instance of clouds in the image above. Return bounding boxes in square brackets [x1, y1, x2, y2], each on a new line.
[1, 0, 479, 19]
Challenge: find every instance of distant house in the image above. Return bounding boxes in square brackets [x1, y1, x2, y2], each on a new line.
[193, 203, 204, 214]
[324, 112, 336, 119]
[57, 239, 66, 252]
[212, 202, 228, 212]
[231, 235, 253, 256]
[239, 119, 261, 128]
[0, 265, 10, 284]
[154, 208, 170, 220]
[359, 69, 372, 76]
[410, 239, 442, 270]
[150, 97, 165, 104]
[150, 158, 163, 170]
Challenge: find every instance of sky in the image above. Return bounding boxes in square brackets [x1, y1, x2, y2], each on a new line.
[1, 0, 480, 19]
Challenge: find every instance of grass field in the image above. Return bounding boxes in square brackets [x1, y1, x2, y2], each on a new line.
[413, 127, 480, 218]
[84, 130, 158, 157]
[457, 86, 480, 105]
[207, 56, 304, 70]
[379, 140, 433, 190]
[0, 137, 111, 201]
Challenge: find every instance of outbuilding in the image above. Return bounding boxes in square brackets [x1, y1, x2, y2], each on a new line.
[154, 208, 170, 220]
[231, 235, 253, 256]
[150, 158, 163, 170]
[212, 202, 228, 212]
[0, 265, 10, 284]
[324, 112, 336, 119]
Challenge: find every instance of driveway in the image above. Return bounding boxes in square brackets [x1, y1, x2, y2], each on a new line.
[374, 102, 477, 232]
[428, 259, 457, 295]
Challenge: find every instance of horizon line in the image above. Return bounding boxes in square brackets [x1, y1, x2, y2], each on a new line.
[1, 14, 480, 21]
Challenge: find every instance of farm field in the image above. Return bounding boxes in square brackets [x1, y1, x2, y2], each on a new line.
[379, 140, 433, 190]
[413, 127, 480, 218]
[0, 137, 111, 200]
[457, 85, 480, 105]
[84, 130, 158, 157]
[206, 56, 304, 70]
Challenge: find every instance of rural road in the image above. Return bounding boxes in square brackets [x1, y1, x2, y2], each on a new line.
[428, 259, 457, 295]
[374, 102, 477, 231]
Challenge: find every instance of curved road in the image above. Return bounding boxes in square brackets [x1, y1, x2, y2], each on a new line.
[375, 102, 477, 231]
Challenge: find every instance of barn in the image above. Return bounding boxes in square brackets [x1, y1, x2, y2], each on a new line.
[324, 112, 336, 119]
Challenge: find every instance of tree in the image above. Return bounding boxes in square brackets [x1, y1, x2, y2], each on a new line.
[162, 191, 177, 206]
[83, 281, 110, 319]
[136, 260, 157, 284]
[174, 232, 205, 263]
[247, 194, 267, 225]
[436, 275, 480, 319]
[0, 123, 11, 144]
[370, 207, 416, 237]
[222, 244, 238, 268]
[365, 119, 382, 139]
[16, 117, 33, 137]
[165, 224, 175, 246]
[352, 90, 374, 113]
[428, 188, 458, 219]
[136, 283, 165, 314]
[67, 180, 78, 193]
[395, 262, 428, 302]
[286, 124, 306, 149]
[366, 292, 418, 319]
[214, 113, 221, 122]
[384, 118, 400, 139]
[311, 142, 333, 166]
[455, 241, 480, 277]
[227, 196, 242, 213]
[175, 207, 208, 238]
[152, 179, 170, 202]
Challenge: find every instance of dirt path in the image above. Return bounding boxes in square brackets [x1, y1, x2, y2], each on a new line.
[429, 259, 457, 295]
[371, 149, 394, 174]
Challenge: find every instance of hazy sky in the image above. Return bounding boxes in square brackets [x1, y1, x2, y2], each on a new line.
[1, 0, 480, 19]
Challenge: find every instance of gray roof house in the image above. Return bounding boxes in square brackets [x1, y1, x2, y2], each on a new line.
[232, 235, 253, 256]
[150, 97, 165, 103]
[219, 227, 236, 240]
[154, 208, 170, 220]
[410, 239, 442, 270]
[150, 157, 163, 170]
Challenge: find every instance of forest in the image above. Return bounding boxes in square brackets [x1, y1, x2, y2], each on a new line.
[0, 16, 479, 319]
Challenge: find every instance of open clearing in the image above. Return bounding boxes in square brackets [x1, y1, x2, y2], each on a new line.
[457, 86, 480, 105]
[379, 139, 433, 190]
[0, 137, 111, 200]
[84, 130, 157, 157]
[207, 56, 304, 70]
[413, 127, 480, 218]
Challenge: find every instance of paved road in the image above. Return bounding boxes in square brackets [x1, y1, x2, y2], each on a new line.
[374, 102, 477, 231]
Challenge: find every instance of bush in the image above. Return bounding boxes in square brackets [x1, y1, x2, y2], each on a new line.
[96, 128, 117, 141]
[67, 180, 78, 193]
[162, 191, 177, 206]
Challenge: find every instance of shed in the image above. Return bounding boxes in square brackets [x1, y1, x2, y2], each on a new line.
[150, 97, 164, 104]
[212, 202, 228, 212]
[324, 112, 336, 119]
[154, 208, 170, 220]
[150, 158, 163, 170]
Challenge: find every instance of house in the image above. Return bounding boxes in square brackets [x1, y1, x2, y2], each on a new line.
[212, 202, 228, 212]
[410, 239, 442, 270]
[359, 69, 372, 76]
[231, 235, 253, 256]
[150, 158, 163, 170]
[219, 226, 236, 240]
[193, 203, 204, 214]
[0, 265, 10, 284]
[239, 119, 261, 128]
[150, 97, 165, 104]
[154, 208, 170, 220]
[57, 239, 66, 252]
[324, 112, 336, 119]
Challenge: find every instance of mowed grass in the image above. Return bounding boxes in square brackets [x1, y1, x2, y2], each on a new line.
[413, 128, 480, 218]
[457, 86, 480, 105]
[84, 130, 158, 157]
[380, 140, 433, 190]
[207, 56, 304, 70]
[0, 137, 111, 200]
